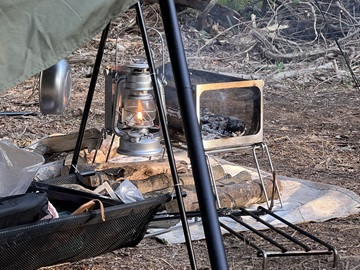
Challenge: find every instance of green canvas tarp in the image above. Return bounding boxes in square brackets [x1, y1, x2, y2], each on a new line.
[0, 0, 137, 92]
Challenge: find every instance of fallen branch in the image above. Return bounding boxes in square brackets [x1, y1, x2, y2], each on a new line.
[271, 62, 348, 80]
[196, 22, 244, 54]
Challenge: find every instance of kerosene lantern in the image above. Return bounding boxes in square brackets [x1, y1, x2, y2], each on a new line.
[112, 63, 163, 157]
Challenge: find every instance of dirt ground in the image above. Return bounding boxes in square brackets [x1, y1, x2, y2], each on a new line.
[1, 4, 359, 270]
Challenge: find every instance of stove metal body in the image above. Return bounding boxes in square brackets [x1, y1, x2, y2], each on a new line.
[194, 80, 264, 151]
[162, 64, 282, 209]
[162, 64, 263, 150]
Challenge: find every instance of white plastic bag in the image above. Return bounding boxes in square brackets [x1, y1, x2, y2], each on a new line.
[115, 179, 144, 203]
[0, 139, 44, 197]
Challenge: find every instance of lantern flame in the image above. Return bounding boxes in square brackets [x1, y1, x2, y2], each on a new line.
[137, 111, 143, 121]
[137, 100, 143, 123]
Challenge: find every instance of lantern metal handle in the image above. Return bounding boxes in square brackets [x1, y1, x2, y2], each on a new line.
[114, 26, 167, 86]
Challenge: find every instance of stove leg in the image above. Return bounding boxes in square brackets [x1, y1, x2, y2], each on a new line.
[205, 154, 221, 208]
[262, 142, 283, 209]
[105, 134, 116, 163]
[252, 143, 283, 210]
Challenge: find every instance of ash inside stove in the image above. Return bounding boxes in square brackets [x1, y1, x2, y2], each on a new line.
[200, 108, 246, 140]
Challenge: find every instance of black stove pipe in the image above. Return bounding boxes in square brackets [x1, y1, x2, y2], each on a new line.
[158, 2, 229, 269]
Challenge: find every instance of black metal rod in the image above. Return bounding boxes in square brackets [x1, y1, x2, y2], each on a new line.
[219, 221, 264, 254]
[69, 23, 110, 174]
[263, 250, 333, 257]
[152, 209, 265, 221]
[0, 111, 38, 116]
[228, 214, 288, 252]
[134, 2, 197, 269]
[158, 2, 229, 269]
[239, 207, 311, 251]
[258, 206, 336, 250]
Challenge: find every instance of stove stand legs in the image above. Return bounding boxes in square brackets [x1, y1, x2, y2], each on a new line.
[205, 153, 222, 208]
[252, 142, 283, 210]
[205, 142, 283, 212]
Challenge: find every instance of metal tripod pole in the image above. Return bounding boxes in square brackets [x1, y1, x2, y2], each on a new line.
[158, 1, 229, 269]
[135, 2, 197, 269]
[69, 23, 110, 174]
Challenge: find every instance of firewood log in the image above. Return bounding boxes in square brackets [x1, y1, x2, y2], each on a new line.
[83, 160, 227, 189]
[33, 128, 100, 155]
[80, 135, 119, 164]
[58, 157, 282, 211]
[129, 164, 229, 193]
[158, 176, 282, 212]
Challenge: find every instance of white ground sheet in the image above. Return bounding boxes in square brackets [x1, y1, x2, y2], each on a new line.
[38, 150, 360, 244]
[149, 159, 360, 244]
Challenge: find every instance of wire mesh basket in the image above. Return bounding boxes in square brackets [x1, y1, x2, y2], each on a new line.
[0, 175, 169, 270]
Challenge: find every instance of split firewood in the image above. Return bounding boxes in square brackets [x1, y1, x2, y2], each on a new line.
[128, 164, 229, 194]
[159, 176, 282, 212]
[54, 154, 282, 212]
[97, 159, 190, 178]
[60, 184, 97, 194]
[83, 160, 227, 189]
[55, 155, 282, 212]
[80, 160, 184, 187]
[80, 135, 119, 164]
[31, 128, 101, 155]
[35, 160, 64, 181]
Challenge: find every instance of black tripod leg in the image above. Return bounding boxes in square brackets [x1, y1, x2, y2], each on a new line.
[135, 2, 198, 269]
[158, 1, 229, 269]
[69, 23, 111, 174]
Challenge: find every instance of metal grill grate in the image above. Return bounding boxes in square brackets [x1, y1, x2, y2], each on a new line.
[219, 206, 339, 269]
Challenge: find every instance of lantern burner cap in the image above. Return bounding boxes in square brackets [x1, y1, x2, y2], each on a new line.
[128, 63, 149, 72]
[117, 132, 162, 157]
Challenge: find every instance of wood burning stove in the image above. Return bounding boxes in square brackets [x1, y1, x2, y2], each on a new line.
[162, 64, 263, 150]
[161, 64, 282, 209]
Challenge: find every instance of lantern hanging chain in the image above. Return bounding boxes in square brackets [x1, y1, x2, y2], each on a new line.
[313, 0, 360, 91]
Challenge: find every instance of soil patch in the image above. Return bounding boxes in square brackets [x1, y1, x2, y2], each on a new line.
[1, 4, 359, 270]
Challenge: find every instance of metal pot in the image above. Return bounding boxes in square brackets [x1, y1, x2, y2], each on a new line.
[39, 59, 72, 114]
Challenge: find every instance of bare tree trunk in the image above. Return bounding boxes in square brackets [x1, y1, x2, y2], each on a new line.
[144, 0, 240, 29]
[196, 0, 218, 30]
